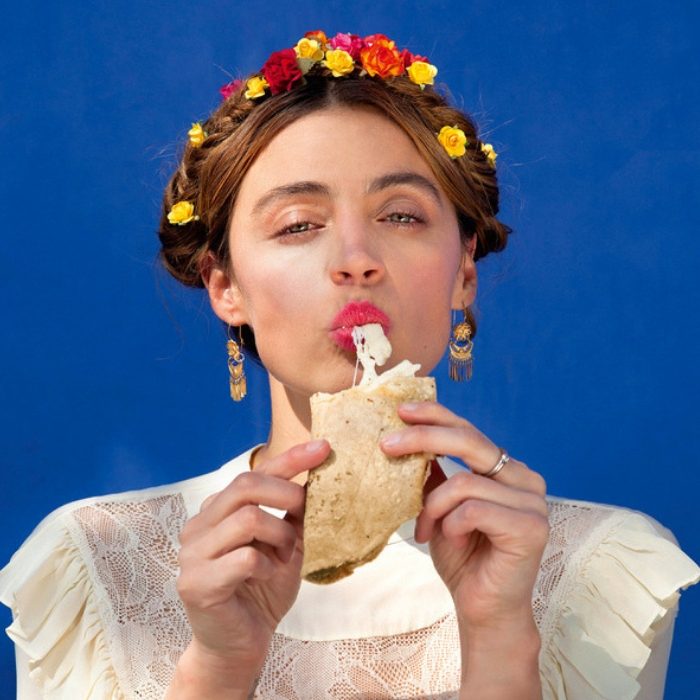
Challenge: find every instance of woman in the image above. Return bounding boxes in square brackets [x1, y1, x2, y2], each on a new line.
[1, 31, 698, 699]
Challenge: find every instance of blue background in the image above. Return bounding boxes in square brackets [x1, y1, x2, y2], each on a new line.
[1, 1, 698, 697]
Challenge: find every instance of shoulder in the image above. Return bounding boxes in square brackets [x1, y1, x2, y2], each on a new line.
[538, 495, 700, 699]
[0, 448, 256, 698]
[1, 446, 255, 604]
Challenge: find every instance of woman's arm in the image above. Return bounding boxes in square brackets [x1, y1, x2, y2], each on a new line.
[382, 401, 548, 699]
[166, 440, 331, 699]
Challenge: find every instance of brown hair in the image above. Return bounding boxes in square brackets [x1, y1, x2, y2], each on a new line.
[158, 66, 511, 358]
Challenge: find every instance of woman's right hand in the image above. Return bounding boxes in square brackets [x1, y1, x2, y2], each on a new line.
[170, 439, 330, 697]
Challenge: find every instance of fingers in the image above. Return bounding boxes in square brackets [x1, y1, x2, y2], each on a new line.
[431, 499, 550, 554]
[254, 439, 331, 479]
[415, 470, 548, 543]
[178, 546, 280, 609]
[382, 402, 545, 495]
[202, 506, 299, 563]
[194, 440, 331, 528]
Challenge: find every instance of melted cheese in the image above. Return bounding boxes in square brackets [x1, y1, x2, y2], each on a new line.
[352, 324, 420, 389]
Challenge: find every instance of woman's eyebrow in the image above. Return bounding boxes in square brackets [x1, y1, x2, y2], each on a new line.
[252, 181, 330, 216]
[368, 172, 442, 207]
[251, 172, 442, 217]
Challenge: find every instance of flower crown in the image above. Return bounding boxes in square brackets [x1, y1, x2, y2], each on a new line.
[168, 31, 498, 226]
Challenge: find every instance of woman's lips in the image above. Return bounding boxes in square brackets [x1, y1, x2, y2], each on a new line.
[330, 301, 391, 352]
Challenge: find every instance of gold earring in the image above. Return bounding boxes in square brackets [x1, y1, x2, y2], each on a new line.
[448, 309, 473, 381]
[227, 326, 247, 401]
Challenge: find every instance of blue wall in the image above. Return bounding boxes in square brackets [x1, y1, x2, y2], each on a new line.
[1, 1, 698, 697]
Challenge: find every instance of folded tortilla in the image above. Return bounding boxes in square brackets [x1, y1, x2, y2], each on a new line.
[301, 375, 437, 584]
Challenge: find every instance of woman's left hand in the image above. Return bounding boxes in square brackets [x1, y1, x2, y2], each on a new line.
[380, 401, 549, 633]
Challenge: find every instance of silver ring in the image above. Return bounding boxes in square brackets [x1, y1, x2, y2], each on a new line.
[482, 449, 510, 478]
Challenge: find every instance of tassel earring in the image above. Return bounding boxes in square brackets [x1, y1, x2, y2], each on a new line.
[227, 326, 247, 401]
[448, 309, 474, 381]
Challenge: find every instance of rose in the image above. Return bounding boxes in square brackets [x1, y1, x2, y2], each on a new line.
[481, 143, 498, 168]
[244, 76, 269, 100]
[407, 61, 438, 88]
[323, 49, 355, 77]
[363, 33, 391, 47]
[437, 126, 468, 158]
[219, 79, 242, 100]
[295, 37, 324, 62]
[261, 48, 303, 94]
[400, 49, 429, 67]
[329, 32, 364, 60]
[187, 122, 206, 147]
[304, 30, 328, 47]
[360, 37, 404, 78]
[167, 201, 199, 226]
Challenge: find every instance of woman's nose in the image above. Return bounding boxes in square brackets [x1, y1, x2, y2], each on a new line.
[329, 230, 386, 286]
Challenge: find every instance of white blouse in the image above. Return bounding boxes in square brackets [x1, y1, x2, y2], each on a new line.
[1, 448, 698, 699]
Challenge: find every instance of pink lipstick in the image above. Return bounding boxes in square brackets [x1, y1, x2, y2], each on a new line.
[330, 301, 391, 352]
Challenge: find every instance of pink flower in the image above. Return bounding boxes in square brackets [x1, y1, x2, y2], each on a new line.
[219, 79, 243, 100]
[329, 32, 364, 61]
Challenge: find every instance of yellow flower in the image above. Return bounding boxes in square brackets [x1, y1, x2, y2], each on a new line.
[187, 122, 206, 147]
[438, 126, 467, 158]
[244, 76, 269, 100]
[407, 61, 437, 88]
[481, 142, 497, 168]
[167, 201, 199, 226]
[295, 37, 324, 62]
[323, 49, 355, 77]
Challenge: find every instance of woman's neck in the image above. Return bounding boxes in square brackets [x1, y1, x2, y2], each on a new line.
[251, 375, 313, 469]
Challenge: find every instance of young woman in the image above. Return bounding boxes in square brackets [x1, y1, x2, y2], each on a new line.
[2, 31, 698, 700]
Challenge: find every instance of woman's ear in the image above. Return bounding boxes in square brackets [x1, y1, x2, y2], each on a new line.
[451, 235, 478, 310]
[200, 252, 249, 326]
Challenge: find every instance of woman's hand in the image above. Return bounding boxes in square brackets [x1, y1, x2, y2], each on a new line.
[381, 402, 548, 698]
[168, 439, 330, 699]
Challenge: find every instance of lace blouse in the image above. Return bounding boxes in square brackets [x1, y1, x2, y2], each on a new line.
[1, 447, 698, 699]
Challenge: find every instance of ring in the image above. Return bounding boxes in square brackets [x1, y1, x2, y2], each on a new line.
[482, 449, 510, 478]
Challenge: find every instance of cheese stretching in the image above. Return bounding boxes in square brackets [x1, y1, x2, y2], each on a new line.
[301, 324, 436, 584]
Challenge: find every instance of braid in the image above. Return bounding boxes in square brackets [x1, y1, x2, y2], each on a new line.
[157, 38, 512, 351]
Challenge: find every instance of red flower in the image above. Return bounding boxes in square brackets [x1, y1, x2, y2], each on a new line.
[219, 79, 243, 100]
[261, 48, 303, 95]
[360, 37, 404, 78]
[399, 49, 429, 67]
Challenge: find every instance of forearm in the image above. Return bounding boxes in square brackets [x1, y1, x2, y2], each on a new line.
[458, 614, 542, 700]
[165, 641, 264, 700]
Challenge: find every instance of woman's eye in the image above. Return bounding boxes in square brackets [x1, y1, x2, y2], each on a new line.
[385, 212, 421, 225]
[276, 221, 315, 237]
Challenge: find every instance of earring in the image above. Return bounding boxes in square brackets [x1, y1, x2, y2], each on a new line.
[227, 326, 247, 401]
[448, 309, 474, 381]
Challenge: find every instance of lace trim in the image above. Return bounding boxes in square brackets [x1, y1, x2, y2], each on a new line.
[259, 614, 461, 699]
[68, 496, 191, 699]
[5, 484, 697, 699]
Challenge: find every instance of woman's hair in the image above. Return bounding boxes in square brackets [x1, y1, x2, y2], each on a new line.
[158, 37, 512, 358]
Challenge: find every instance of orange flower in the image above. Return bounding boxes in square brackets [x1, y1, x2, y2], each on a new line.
[304, 30, 328, 47]
[360, 37, 404, 78]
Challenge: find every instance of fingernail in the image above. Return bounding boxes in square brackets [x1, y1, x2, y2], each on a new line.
[381, 434, 402, 447]
[305, 439, 326, 452]
[401, 402, 419, 411]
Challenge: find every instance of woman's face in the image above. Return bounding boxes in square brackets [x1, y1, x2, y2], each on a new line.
[217, 106, 476, 397]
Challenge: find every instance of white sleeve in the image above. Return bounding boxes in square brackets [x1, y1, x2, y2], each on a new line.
[16, 646, 44, 700]
[539, 510, 699, 699]
[1, 517, 119, 699]
[634, 602, 676, 700]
